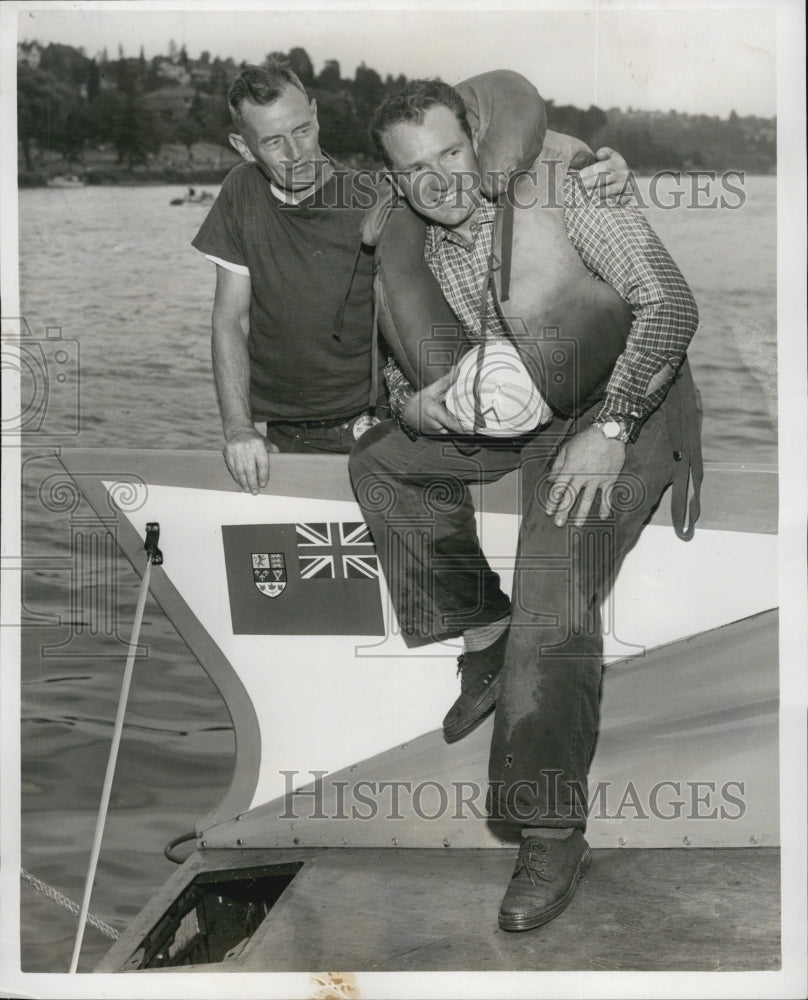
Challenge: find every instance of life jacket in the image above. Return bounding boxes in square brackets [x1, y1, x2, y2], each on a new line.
[366, 72, 633, 417]
[492, 144, 634, 417]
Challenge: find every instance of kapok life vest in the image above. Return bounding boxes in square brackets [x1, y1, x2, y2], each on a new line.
[366, 70, 632, 418]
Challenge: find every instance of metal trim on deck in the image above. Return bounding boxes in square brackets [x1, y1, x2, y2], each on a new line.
[199, 610, 778, 851]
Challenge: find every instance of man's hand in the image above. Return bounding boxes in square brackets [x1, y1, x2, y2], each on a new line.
[223, 427, 279, 495]
[401, 372, 464, 436]
[544, 425, 627, 527]
[578, 148, 632, 202]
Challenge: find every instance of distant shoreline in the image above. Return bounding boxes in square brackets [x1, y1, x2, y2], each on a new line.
[18, 166, 231, 188]
[18, 166, 777, 189]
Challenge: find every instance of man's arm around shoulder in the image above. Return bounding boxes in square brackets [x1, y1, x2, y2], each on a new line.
[211, 265, 277, 494]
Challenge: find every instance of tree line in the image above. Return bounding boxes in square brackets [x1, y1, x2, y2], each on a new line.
[17, 42, 411, 173]
[17, 41, 776, 176]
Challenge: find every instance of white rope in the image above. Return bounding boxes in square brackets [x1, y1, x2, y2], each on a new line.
[21, 868, 119, 941]
[69, 553, 154, 973]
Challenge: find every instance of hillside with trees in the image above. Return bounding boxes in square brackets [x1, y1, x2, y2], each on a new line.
[16, 39, 776, 185]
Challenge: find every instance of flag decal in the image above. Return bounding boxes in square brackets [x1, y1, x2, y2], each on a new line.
[223, 521, 385, 635]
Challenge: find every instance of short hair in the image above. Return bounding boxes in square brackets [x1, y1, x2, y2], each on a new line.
[369, 79, 472, 168]
[228, 62, 307, 131]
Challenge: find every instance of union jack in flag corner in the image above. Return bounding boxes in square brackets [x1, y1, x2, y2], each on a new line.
[296, 521, 380, 580]
[222, 521, 385, 636]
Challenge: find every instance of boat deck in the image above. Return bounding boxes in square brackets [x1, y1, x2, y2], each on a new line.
[97, 845, 780, 973]
[58, 450, 782, 976]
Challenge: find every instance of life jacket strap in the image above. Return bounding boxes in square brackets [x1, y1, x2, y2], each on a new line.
[499, 194, 514, 302]
[472, 249, 504, 433]
[369, 267, 381, 408]
[667, 358, 704, 540]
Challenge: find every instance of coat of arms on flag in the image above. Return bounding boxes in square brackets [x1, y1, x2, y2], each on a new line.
[253, 552, 287, 598]
[222, 522, 385, 635]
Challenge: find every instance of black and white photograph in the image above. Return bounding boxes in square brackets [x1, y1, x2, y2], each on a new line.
[1, 1, 806, 998]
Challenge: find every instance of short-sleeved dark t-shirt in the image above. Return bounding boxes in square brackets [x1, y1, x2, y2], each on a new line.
[193, 162, 377, 423]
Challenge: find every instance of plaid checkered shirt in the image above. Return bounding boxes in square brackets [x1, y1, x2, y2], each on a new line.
[423, 197, 507, 343]
[385, 174, 699, 441]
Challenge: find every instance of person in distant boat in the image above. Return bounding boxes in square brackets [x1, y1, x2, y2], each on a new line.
[350, 79, 702, 933]
[192, 62, 629, 493]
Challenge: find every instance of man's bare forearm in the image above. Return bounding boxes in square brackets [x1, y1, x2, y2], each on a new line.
[212, 315, 255, 440]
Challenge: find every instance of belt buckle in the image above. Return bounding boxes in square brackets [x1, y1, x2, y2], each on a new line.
[352, 412, 380, 440]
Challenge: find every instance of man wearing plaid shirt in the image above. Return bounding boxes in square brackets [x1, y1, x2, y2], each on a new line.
[350, 79, 701, 931]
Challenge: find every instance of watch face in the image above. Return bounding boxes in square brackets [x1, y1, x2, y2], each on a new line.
[602, 420, 621, 438]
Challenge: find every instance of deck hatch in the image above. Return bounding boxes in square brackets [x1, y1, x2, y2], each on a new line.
[129, 861, 303, 969]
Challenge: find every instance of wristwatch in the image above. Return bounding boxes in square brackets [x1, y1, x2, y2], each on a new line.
[593, 418, 632, 445]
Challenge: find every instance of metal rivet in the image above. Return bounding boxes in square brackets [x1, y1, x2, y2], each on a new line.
[443, 837, 451, 848]
[401, 743, 409, 750]
[750, 835, 758, 844]
[236, 838, 244, 846]
[342, 838, 348, 846]
[392, 838, 399, 846]
[618, 836, 626, 846]
[293, 837, 300, 845]
[200, 840, 207, 848]
[683, 836, 691, 846]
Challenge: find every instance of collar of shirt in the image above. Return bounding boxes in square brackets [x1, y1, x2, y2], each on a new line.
[424, 197, 497, 256]
[267, 155, 340, 205]
[269, 181, 301, 205]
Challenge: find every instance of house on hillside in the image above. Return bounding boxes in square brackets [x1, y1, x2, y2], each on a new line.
[17, 40, 43, 68]
[145, 85, 196, 121]
[154, 57, 191, 87]
[190, 64, 213, 87]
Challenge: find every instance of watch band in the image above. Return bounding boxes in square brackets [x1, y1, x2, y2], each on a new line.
[592, 418, 632, 445]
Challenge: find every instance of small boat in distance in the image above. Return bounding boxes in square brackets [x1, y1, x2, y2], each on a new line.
[170, 187, 215, 206]
[46, 174, 86, 188]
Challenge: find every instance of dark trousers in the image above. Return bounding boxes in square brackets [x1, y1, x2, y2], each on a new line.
[349, 388, 689, 829]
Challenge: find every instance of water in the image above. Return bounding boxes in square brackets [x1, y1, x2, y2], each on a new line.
[15, 178, 777, 972]
[18, 186, 233, 973]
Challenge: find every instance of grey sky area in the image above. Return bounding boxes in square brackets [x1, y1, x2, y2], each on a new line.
[16, 4, 776, 118]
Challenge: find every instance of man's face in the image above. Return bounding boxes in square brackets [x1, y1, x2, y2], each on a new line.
[230, 85, 324, 192]
[382, 104, 481, 230]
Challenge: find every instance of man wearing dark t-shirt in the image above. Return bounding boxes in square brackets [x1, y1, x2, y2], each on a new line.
[193, 62, 383, 493]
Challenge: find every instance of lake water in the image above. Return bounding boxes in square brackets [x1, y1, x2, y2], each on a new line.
[15, 177, 778, 972]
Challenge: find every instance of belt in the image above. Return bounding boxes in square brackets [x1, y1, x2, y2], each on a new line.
[267, 409, 369, 430]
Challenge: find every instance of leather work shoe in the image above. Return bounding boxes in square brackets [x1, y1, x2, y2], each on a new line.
[442, 629, 508, 743]
[498, 831, 592, 931]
